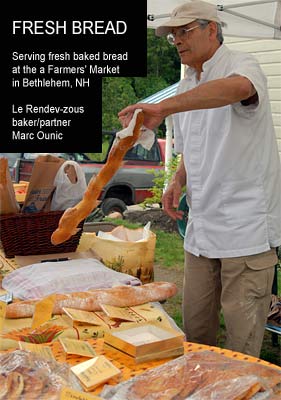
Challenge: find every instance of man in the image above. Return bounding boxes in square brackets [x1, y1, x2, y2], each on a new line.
[119, 0, 281, 357]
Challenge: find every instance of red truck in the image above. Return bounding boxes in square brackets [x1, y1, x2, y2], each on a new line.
[12, 132, 167, 215]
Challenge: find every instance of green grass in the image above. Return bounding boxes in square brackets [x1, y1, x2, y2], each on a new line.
[154, 229, 184, 268]
[104, 218, 142, 230]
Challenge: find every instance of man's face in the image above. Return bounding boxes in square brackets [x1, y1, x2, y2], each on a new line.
[169, 21, 215, 69]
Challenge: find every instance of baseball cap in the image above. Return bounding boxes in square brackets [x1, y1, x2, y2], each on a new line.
[155, 1, 221, 37]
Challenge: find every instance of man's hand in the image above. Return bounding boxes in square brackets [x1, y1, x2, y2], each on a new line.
[118, 103, 165, 130]
[162, 180, 184, 221]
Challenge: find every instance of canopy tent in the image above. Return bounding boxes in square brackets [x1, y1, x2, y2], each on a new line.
[141, 84, 179, 168]
[147, 0, 281, 39]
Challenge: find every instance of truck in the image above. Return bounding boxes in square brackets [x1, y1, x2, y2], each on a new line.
[11, 132, 167, 215]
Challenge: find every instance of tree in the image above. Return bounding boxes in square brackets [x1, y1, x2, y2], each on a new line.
[102, 77, 137, 130]
[147, 29, 180, 83]
[102, 29, 180, 131]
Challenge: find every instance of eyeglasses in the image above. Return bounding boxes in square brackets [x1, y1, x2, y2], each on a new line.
[167, 25, 201, 45]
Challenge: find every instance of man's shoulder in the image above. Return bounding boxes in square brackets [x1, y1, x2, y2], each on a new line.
[223, 44, 258, 64]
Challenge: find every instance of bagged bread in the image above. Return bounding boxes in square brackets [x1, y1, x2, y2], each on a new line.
[0, 157, 20, 214]
[22, 155, 64, 213]
[2, 258, 141, 300]
[50, 161, 87, 211]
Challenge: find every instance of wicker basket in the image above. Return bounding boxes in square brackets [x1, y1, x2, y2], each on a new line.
[0, 211, 83, 258]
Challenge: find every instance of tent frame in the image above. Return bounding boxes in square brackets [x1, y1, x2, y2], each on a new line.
[147, 0, 281, 31]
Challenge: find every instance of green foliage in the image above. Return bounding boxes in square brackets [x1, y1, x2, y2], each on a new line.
[147, 29, 180, 83]
[101, 29, 181, 132]
[144, 157, 180, 205]
[133, 75, 168, 100]
[102, 77, 137, 130]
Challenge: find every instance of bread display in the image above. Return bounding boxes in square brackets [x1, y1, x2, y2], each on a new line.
[100, 350, 281, 400]
[0, 350, 81, 399]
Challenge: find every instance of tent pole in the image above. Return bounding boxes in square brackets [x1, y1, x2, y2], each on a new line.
[222, 9, 280, 30]
[147, 13, 169, 22]
[164, 115, 173, 191]
[220, 0, 278, 8]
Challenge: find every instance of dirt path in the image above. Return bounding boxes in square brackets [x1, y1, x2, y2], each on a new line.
[154, 263, 184, 329]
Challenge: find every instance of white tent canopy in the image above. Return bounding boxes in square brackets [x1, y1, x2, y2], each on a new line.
[147, 0, 281, 39]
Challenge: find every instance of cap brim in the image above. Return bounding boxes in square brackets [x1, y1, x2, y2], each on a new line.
[155, 17, 196, 37]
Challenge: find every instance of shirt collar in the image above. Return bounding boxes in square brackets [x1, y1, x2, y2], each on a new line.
[202, 44, 228, 71]
[185, 44, 228, 79]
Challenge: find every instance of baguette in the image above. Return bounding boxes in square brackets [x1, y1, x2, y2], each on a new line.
[51, 111, 144, 245]
[5, 281, 177, 319]
[0, 157, 8, 185]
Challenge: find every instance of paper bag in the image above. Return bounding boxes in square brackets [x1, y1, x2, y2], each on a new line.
[78, 224, 156, 283]
[22, 155, 64, 213]
[0, 158, 20, 215]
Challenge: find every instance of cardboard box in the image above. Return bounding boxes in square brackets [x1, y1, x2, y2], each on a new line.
[104, 321, 184, 360]
[104, 342, 184, 364]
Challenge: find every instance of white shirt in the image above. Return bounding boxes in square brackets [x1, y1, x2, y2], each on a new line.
[174, 45, 281, 258]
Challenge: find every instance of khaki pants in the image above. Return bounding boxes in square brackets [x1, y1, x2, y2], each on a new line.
[183, 249, 277, 357]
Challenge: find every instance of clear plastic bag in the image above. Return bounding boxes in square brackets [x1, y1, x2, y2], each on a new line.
[50, 160, 87, 211]
[0, 349, 82, 399]
[2, 258, 141, 300]
[100, 351, 281, 400]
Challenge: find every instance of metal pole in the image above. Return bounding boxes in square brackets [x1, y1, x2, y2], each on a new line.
[147, 13, 170, 22]
[222, 9, 280, 30]
[218, 0, 278, 9]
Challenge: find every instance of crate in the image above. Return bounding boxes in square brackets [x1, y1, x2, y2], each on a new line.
[0, 210, 83, 258]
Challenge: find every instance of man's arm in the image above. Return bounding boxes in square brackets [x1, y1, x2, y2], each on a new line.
[162, 157, 186, 220]
[119, 76, 256, 130]
[160, 75, 256, 116]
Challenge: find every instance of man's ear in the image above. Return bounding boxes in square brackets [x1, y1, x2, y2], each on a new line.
[208, 21, 218, 41]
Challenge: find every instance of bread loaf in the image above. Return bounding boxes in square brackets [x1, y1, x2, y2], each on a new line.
[6, 281, 177, 319]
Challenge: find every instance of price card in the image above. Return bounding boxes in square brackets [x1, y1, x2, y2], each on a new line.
[59, 338, 97, 357]
[31, 294, 56, 329]
[60, 387, 102, 400]
[18, 341, 55, 359]
[100, 304, 138, 322]
[71, 355, 121, 391]
[0, 300, 7, 332]
[62, 307, 107, 326]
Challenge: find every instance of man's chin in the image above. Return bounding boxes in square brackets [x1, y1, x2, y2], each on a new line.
[179, 53, 191, 65]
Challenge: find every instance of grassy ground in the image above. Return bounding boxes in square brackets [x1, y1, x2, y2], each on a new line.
[108, 218, 281, 365]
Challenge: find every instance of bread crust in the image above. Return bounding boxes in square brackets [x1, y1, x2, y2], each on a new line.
[51, 111, 144, 245]
[5, 281, 177, 319]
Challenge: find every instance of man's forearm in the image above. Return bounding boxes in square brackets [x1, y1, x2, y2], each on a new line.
[160, 76, 256, 117]
[171, 157, 186, 188]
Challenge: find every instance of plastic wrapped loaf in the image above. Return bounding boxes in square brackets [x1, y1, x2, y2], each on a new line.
[0, 350, 82, 399]
[100, 351, 281, 400]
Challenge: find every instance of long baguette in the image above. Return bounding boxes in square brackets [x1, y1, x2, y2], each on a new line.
[51, 111, 144, 245]
[5, 282, 177, 319]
